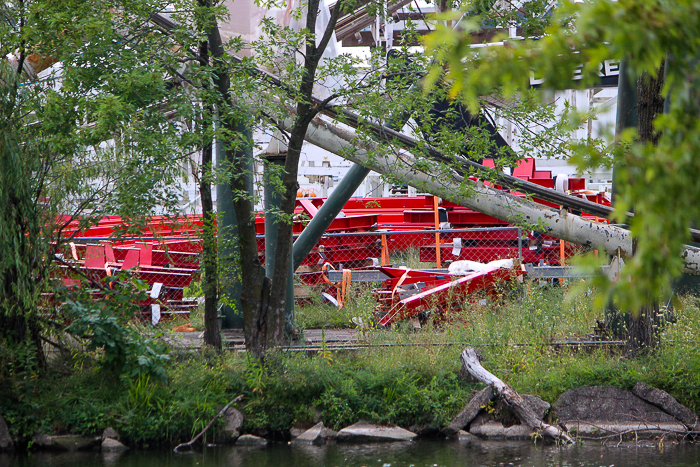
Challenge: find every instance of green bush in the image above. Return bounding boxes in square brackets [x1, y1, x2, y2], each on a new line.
[61, 275, 170, 380]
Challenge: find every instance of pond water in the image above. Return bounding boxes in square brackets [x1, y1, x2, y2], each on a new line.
[3, 438, 700, 467]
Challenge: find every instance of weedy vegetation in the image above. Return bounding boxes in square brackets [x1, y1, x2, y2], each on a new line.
[3, 279, 700, 447]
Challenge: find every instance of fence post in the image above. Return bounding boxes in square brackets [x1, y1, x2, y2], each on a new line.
[517, 227, 523, 263]
[381, 234, 388, 265]
[433, 196, 442, 268]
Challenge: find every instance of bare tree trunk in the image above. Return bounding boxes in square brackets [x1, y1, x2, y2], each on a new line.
[197, 33, 222, 352]
[200, 147, 221, 351]
[269, 107, 700, 272]
[195, 5, 222, 352]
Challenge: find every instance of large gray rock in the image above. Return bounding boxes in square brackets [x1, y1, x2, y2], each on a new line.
[31, 435, 57, 450]
[291, 422, 325, 445]
[336, 422, 417, 442]
[443, 387, 493, 437]
[235, 434, 268, 446]
[0, 415, 13, 451]
[456, 430, 479, 442]
[101, 438, 129, 452]
[554, 386, 679, 424]
[52, 435, 101, 452]
[459, 393, 550, 440]
[632, 382, 698, 429]
[469, 421, 533, 440]
[468, 412, 491, 431]
[522, 395, 551, 420]
[321, 427, 338, 439]
[216, 407, 244, 444]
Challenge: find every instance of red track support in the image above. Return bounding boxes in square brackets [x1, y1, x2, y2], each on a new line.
[378, 267, 521, 326]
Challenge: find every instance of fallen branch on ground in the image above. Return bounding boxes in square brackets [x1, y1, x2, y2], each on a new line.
[460, 347, 573, 444]
[174, 394, 244, 452]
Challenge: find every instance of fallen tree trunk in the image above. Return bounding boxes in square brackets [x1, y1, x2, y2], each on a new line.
[294, 114, 700, 275]
[148, 12, 700, 260]
[460, 347, 573, 443]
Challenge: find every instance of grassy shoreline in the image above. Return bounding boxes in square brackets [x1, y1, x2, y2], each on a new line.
[3, 286, 700, 449]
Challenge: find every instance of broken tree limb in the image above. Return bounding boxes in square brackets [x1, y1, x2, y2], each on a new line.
[149, 11, 700, 271]
[294, 114, 700, 275]
[173, 395, 243, 452]
[460, 347, 573, 444]
[443, 386, 494, 437]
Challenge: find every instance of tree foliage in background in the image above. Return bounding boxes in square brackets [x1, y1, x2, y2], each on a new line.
[0, 0, 187, 368]
[0, 0, 604, 364]
[424, 0, 700, 314]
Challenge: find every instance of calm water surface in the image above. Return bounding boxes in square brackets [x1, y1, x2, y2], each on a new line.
[3, 439, 700, 467]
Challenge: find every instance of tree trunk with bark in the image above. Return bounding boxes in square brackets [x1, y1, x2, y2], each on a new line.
[624, 302, 661, 357]
[205, 21, 267, 357]
[200, 0, 343, 358]
[624, 62, 665, 356]
[637, 62, 665, 145]
[196, 29, 222, 352]
[265, 0, 344, 349]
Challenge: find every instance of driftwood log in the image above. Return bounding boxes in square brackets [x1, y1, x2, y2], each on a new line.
[443, 386, 494, 436]
[460, 347, 573, 443]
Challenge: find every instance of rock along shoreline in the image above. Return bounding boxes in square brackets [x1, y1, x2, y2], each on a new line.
[3, 382, 699, 454]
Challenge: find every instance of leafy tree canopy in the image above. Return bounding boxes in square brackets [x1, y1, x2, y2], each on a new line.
[425, 0, 700, 312]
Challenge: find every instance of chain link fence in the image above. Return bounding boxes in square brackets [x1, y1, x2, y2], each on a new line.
[55, 236, 202, 324]
[55, 226, 581, 320]
[292, 227, 578, 278]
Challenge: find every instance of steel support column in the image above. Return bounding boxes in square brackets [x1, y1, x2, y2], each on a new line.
[216, 121, 254, 328]
[612, 60, 638, 205]
[607, 60, 639, 335]
[291, 83, 414, 271]
[264, 154, 295, 334]
[292, 163, 371, 270]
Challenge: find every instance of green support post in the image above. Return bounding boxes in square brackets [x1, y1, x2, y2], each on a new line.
[216, 183, 243, 328]
[216, 122, 254, 329]
[612, 60, 638, 205]
[264, 154, 295, 335]
[292, 163, 371, 271]
[291, 77, 415, 271]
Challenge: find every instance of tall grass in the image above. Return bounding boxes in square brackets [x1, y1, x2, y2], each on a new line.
[295, 285, 380, 329]
[389, 246, 435, 269]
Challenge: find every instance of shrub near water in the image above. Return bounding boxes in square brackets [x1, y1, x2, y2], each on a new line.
[238, 347, 473, 432]
[1, 341, 474, 444]
[5, 286, 700, 445]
